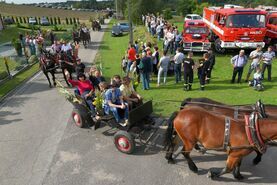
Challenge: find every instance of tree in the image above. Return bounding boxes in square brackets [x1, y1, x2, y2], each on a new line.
[127, 0, 163, 24]
[69, 18, 73, 25]
[57, 17, 61, 24]
[177, 0, 196, 16]
[193, 2, 209, 15]
[65, 18, 69, 25]
[73, 17, 77, 24]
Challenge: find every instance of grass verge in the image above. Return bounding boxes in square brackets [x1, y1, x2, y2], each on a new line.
[0, 63, 40, 99]
[96, 20, 277, 116]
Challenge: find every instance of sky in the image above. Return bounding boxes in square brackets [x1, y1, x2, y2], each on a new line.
[4, 0, 104, 4]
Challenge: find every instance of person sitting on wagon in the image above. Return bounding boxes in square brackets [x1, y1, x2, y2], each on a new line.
[65, 71, 100, 122]
[120, 76, 142, 110]
[104, 81, 129, 127]
[89, 69, 106, 90]
[110, 75, 122, 88]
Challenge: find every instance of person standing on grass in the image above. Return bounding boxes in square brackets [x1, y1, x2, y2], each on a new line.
[199, 53, 211, 91]
[165, 28, 175, 55]
[127, 43, 136, 73]
[231, 50, 248, 83]
[152, 46, 159, 75]
[173, 48, 185, 84]
[183, 51, 195, 91]
[206, 48, 216, 84]
[245, 45, 263, 82]
[157, 51, 170, 87]
[261, 46, 276, 81]
[139, 52, 151, 90]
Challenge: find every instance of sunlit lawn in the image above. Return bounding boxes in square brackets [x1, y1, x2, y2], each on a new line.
[96, 21, 277, 117]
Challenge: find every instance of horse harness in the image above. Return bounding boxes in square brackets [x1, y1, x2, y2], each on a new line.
[221, 112, 267, 153]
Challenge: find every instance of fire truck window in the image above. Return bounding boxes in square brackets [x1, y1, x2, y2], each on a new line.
[226, 14, 265, 28]
[269, 17, 277, 25]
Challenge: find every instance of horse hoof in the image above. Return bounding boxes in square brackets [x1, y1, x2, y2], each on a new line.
[188, 164, 198, 173]
[207, 170, 217, 180]
[234, 174, 244, 180]
[252, 157, 261, 165]
[166, 157, 175, 164]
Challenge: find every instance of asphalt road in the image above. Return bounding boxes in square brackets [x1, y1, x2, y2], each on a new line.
[1, 20, 277, 185]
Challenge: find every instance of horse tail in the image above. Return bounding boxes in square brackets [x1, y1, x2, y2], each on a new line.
[180, 97, 192, 109]
[164, 111, 179, 147]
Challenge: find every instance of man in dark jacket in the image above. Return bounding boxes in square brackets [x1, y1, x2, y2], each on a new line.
[199, 53, 211, 91]
[138, 52, 152, 90]
[206, 48, 215, 83]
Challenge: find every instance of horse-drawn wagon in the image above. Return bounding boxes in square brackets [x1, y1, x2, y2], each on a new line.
[57, 82, 157, 154]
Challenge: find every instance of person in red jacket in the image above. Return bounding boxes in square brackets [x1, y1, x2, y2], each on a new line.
[65, 71, 98, 121]
[127, 43, 137, 73]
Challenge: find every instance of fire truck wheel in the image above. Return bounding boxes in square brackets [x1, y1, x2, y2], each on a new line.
[215, 38, 225, 54]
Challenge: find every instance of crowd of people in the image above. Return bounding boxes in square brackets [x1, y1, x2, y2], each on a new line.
[119, 14, 276, 92]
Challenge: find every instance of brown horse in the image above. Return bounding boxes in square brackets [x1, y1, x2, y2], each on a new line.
[165, 107, 277, 180]
[181, 97, 277, 118]
[168, 98, 269, 165]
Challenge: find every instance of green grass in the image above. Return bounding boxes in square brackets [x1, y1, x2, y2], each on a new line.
[0, 57, 25, 79]
[0, 63, 40, 99]
[0, 26, 22, 44]
[96, 20, 277, 117]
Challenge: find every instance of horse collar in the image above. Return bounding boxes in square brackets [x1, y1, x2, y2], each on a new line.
[244, 112, 267, 153]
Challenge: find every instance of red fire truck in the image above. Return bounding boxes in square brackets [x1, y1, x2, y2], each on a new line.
[182, 20, 211, 52]
[265, 11, 277, 46]
[203, 7, 268, 53]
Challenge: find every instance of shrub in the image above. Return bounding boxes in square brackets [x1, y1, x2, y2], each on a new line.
[58, 17, 61, 24]
[54, 17, 57, 25]
[69, 18, 73, 25]
[73, 17, 76, 24]
[23, 17, 27, 24]
[15, 17, 18, 23]
[77, 18, 80, 24]
[65, 18, 69, 25]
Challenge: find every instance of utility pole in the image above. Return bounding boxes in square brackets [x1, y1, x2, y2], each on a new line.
[115, 0, 118, 19]
[128, 0, 133, 44]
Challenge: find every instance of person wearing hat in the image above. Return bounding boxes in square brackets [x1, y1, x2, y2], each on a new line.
[104, 81, 129, 126]
[231, 50, 248, 83]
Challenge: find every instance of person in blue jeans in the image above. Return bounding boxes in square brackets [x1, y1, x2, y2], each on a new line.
[138, 52, 152, 90]
[104, 81, 129, 126]
[173, 48, 185, 83]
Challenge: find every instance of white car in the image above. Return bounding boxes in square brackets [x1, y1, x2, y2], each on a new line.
[184, 14, 202, 22]
[28, 17, 37, 25]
